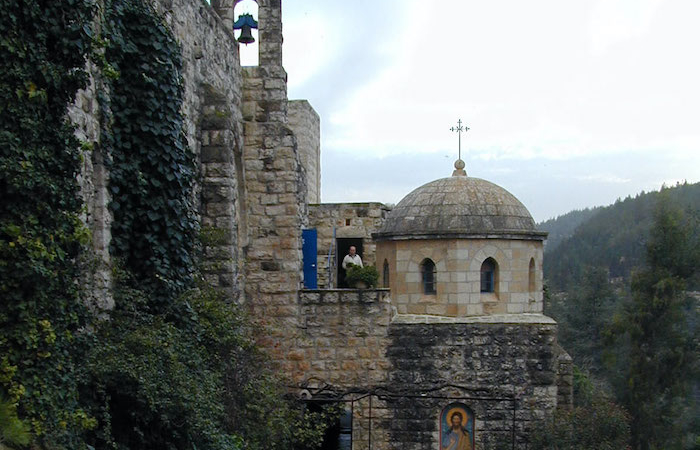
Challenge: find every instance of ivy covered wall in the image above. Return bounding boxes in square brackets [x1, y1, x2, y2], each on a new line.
[0, 0, 97, 445]
[0, 0, 279, 447]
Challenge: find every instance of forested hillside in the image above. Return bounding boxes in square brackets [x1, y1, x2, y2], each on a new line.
[542, 183, 700, 449]
[538, 206, 602, 252]
[542, 182, 700, 291]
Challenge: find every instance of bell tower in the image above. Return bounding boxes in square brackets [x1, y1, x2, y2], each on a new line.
[211, 0, 283, 68]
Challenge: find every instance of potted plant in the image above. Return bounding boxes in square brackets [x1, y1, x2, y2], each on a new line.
[345, 264, 379, 289]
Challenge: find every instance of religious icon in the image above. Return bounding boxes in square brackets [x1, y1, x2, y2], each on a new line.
[440, 402, 475, 450]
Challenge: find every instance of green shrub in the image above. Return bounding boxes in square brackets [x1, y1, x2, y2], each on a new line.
[0, 395, 30, 448]
[530, 396, 631, 449]
[346, 264, 379, 288]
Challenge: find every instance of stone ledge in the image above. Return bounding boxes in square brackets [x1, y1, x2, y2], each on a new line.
[391, 313, 557, 325]
[300, 288, 391, 304]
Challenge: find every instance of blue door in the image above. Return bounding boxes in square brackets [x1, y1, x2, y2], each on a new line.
[302, 229, 317, 289]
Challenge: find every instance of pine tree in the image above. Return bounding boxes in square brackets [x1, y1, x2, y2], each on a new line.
[558, 266, 619, 375]
[610, 196, 699, 450]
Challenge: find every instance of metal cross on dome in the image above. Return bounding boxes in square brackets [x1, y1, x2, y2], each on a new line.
[450, 119, 470, 161]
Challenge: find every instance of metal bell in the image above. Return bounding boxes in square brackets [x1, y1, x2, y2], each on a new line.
[237, 25, 255, 44]
[233, 13, 258, 45]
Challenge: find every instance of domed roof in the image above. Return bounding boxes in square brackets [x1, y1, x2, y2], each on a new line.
[374, 161, 546, 241]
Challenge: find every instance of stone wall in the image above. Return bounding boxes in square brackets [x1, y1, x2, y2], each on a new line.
[297, 289, 393, 450]
[385, 316, 562, 450]
[70, 0, 249, 302]
[68, 0, 313, 364]
[295, 289, 393, 386]
[556, 346, 574, 409]
[288, 100, 320, 203]
[308, 203, 390, 288]
[294, 291, 569, 450]
[238, 2, 310, 370]
[70, 62, 112, 309]
[376, 238, 544, 316]
[156, 0, 247, 295]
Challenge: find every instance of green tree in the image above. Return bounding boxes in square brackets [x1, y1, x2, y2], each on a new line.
[530, 367, 631, 450]
[551, 266, 619, 375]
[608, 196, 699, 450]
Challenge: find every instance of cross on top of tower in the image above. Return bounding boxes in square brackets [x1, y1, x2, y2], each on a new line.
[450, 119, 469, 177]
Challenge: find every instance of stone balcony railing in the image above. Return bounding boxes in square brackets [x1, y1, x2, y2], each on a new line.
[299, 288, 391, 305]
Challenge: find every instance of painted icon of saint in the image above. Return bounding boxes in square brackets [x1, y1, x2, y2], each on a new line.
[440, 404, 474, 450]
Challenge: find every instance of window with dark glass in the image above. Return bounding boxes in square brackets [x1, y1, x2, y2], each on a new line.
[421, 258, 436, 295]
[528, 258, 536, 292]
[383, 259, 390, 288]
[480, 258, 497, 293]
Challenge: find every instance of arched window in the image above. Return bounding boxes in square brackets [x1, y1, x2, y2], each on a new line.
[383, 259, 390, 288]
[528, 258, 536, 292]
[421, 258, 436, 295]
[480, 258, 498, 293]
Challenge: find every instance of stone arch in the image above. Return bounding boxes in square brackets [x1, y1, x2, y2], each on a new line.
[469, 245, 509, 272]
[233, 0, 259, 66]
[212, 0, 282, 67]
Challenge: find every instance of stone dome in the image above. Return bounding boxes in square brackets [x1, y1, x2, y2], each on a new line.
[375, 161, 546, 241]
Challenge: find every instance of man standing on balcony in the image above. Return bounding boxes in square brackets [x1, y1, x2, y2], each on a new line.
[342, 245, 363, 270]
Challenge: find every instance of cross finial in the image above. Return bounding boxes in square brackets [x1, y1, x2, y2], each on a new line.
[450, 119, 469, 177]
[450, 119, 470, 161]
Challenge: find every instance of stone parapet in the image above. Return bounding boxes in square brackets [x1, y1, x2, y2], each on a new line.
[294, 289, 394, 387]
[555, 345, 574, 410]
[288, 100, 320, 203]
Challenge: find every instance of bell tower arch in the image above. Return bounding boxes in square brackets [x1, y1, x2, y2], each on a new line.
[211, 0, 282, 68]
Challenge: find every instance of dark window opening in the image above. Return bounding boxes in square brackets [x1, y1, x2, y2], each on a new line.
[306, 402, 352, 450]
[480, 258, 497, 293]
[421, 258, 437, 295]
[528, 257, 536, 292]
[336, 238, 363, 288]
[383, 259, 390, 288]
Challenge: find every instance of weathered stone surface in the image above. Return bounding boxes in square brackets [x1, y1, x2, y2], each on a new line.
[375, 174, 547, 241]
[288, 100, 320, 203]
[383, 321, 563, 449]
[377, 238, 545, 317]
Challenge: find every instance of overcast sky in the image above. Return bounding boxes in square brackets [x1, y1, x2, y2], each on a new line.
[240, 0, 700, 222]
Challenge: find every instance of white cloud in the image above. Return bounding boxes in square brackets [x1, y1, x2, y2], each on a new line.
[588, 0, 662, 55]
[282, 0, 700, 219]
[574, 174, 632, 184]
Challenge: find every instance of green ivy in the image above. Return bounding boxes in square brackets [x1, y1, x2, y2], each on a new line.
[0, 0, 96, 446]
[2, 1, 341, 449]
[102, 0, 197, 307]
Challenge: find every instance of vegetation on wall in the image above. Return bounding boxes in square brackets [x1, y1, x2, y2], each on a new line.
[0, 0, 96, 446]
[1, 0, 339, 448]
[102, 0, 197, 306]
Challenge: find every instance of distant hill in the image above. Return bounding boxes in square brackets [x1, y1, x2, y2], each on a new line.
[538, 207, 603, 253]
[541, 182, 700, 292]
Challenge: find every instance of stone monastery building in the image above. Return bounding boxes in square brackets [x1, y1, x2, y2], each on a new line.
[71, 0, 573, 448]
